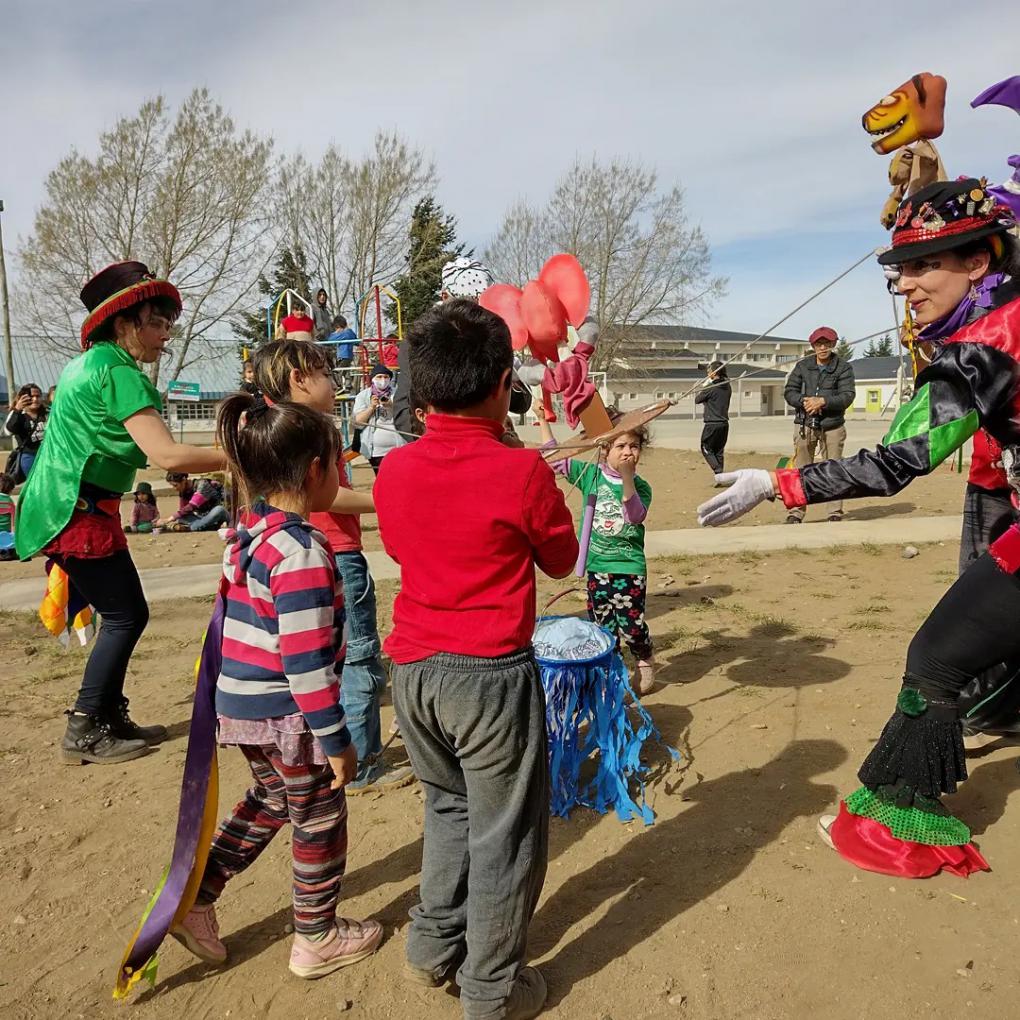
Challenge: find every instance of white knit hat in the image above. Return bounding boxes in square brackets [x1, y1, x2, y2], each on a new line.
[440, 257, 494, 300]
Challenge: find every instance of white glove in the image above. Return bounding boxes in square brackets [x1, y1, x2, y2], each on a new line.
[697, 469, 776, 527]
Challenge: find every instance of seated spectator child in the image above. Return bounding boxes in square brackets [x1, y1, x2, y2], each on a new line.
[373, 299, 578, 1020]
[282, 304, 315, 340]
[170, 393, 382, 978]
[0, 472, 16, 560]
[125, 481, 159, 534]
[160, 472, 228, 532]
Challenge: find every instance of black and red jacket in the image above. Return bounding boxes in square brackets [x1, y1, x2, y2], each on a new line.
[776, 295, 1020, 531]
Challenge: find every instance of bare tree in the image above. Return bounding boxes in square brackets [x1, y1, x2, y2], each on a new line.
[276, 131, 436, 319]
[484, 199, 548, 287]
[485, 157, 727, 370]
[17, 89, 274, 384]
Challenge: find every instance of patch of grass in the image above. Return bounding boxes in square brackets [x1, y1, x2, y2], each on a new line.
[737, 550, 765, 565]
[847, 618, 887, 631]
[747, 613, 794, 637]
[658, 626, 695, 647]
[858, 603, 889, 615]
[858, 542, 883, 557]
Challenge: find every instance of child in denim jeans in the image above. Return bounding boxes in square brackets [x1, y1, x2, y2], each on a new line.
[252, 339, 413, 793]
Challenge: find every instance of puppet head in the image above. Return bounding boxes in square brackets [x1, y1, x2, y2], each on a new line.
[478, 254, 590, 363]
[971, 77, 1020, 223]
[862, 73, 947, 155]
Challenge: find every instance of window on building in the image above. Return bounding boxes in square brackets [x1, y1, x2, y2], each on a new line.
[164, 400, 220, 422]
[654, 391, 665, 399]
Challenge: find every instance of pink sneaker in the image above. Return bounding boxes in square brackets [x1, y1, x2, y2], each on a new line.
[170, 903, 227, 965]
[636, 659, 658, 696]
[288, 918, 384, 979]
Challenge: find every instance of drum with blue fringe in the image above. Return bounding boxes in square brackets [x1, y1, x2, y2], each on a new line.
[533, 615, 677, 825]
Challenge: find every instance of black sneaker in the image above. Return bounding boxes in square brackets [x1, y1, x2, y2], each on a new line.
[61, 710, 149, 765]
[106, 698, 168, 745]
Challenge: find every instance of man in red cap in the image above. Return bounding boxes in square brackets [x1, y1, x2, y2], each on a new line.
[781, 326, 856, 522]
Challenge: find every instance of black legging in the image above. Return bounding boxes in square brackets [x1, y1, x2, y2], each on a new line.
[57, 550, 150, 715]
[905, 552, 1020, 699]
[958, 485, 1014, 575]
[700, 423, 729, 474]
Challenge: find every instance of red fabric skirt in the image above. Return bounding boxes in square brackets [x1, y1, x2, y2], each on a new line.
[830, 802, 990, 879]
[44, 507, 127, 559]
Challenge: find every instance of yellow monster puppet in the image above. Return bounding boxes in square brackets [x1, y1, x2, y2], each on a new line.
[862, 72, 948, 228]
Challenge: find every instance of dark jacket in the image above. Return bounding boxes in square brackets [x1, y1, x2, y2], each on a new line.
[4, 408, 48, 451]
[786, 295, 1020, 509]
[783, 354, 855, 430]
[392, 342, 533, 442]
[694, 380, 731, 424]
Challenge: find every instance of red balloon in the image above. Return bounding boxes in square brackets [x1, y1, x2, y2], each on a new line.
[520, 281, 565, 362]
[478, 284, 529, 350]
[538, 254, 590, 327]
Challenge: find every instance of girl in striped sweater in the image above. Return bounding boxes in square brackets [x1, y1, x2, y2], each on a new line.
[171, 393, 383, 979]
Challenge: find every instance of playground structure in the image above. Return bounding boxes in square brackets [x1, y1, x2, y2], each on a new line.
[265, 288, 313, 342]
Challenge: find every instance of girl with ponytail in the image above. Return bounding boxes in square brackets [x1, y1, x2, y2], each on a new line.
[170, 392, 383, 979]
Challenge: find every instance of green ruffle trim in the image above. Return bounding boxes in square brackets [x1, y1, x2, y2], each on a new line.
[844, 786, 971, 846]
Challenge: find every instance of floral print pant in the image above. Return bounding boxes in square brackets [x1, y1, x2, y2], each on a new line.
[586, 572, 653, 661]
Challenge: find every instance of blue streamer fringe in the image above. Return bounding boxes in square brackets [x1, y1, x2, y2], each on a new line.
[536, 617, 679, 825]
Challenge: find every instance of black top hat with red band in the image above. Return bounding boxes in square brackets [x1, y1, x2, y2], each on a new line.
[877, 178, 1017, 266]
[79, 261, 182, 351]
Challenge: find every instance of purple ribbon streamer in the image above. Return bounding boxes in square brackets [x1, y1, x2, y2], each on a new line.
[575, 493, 596, 577]
[118, 596, 225, 984]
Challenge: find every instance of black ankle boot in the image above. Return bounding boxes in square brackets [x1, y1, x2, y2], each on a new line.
[106, 699, 168, 745]
[61, 710, 149, 765]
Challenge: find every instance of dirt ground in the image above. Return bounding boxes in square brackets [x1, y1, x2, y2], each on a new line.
[0, 446, 970, 583]
[4, 536, 1020, 1020]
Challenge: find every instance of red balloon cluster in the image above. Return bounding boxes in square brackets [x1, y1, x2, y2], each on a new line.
[479, 254, 590, 363]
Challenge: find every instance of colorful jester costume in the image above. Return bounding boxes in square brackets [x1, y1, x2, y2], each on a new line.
[770, 179, 1020, 876]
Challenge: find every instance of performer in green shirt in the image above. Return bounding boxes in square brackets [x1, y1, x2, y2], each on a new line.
[18, 261, 227, 766]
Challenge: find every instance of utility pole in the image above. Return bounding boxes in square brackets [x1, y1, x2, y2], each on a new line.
[0, 201, 14, 400]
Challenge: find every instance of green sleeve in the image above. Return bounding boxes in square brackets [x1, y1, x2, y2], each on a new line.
[882, 382, 979, 469]
[101, 364, 162, 423]
[636, 476, 652, 510]
[566, 459, 588, 486]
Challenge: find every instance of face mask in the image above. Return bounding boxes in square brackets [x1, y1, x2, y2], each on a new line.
[373, 377, 392, 391]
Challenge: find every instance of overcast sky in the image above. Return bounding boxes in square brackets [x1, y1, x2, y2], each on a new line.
[2, 0, 1019, 345]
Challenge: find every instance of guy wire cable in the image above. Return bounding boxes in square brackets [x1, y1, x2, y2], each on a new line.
[673, 247, 879, 403]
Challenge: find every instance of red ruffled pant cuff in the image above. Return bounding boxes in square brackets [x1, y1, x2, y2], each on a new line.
[829, 802, 989, 879]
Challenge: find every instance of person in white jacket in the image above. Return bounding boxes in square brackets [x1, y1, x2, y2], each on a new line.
[352, 364, 403, 473]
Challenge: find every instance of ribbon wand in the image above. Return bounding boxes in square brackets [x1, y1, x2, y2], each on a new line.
[575, 491, 596, 577]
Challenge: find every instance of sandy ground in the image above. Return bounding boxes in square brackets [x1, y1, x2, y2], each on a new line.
[4, 535, 1020, 1020]
[0, 447, 969, 584]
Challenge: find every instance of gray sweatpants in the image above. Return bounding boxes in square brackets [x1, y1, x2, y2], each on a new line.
[392, 648, 549, 1018]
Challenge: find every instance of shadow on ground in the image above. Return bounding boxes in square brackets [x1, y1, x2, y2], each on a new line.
[533, 739, 846, 1005]
[656, 621, 850, 690]
[842, 501, 917, 522]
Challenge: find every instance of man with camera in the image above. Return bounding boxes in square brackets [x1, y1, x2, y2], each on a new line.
[782, 326, 856, 523]
[353, 364, 404, 474]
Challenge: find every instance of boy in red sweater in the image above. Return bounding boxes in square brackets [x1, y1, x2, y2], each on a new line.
[374, 299, 577, 1020]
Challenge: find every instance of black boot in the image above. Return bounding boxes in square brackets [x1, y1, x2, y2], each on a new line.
[61, 710, 149, 765]
[106, 698, 168, 745]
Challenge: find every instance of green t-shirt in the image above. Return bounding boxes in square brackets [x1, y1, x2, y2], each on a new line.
[0, 492, 14, 533]
[567, 460, 652, 575]
[15, 343, 162, 558]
